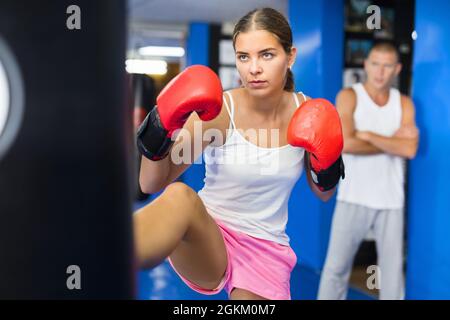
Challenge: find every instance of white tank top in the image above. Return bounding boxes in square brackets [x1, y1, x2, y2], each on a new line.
[197, 91, 306, 245]
[337, 83, 405, 209]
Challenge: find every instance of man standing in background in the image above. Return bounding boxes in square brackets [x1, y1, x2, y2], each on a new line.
[318, 42, 419, 300]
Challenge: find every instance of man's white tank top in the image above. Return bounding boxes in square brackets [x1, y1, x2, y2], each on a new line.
[197, 91, 305, 245]
[337, 83, 405, 209]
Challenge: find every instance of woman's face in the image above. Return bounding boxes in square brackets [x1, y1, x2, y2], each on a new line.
[234, 29, 295, 97]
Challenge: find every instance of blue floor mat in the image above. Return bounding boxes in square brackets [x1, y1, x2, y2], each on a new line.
[137, 260, 375, 300]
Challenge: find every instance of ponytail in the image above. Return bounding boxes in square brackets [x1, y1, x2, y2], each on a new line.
[284, 68, 295, 91]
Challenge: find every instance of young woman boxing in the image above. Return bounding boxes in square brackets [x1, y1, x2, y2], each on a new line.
[135, 7, 344, 300]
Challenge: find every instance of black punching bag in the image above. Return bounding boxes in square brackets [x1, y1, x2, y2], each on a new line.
[0, 0, 135, 298]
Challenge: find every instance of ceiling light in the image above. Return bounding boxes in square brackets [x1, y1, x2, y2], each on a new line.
[138, 46, 185, 57]
[125, 59, 167, 75]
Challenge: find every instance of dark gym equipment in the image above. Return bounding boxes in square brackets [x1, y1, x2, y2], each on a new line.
[0, 0, 135, 299]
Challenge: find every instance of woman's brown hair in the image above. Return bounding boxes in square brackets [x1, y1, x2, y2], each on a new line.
[232, 7, 295, 91]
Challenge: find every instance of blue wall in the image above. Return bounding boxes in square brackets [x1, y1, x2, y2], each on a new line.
[287, 0, 344, 271]
[407, 0, 450, 299]
[181, 22, 210, 191]
[185, 23, 210, 68]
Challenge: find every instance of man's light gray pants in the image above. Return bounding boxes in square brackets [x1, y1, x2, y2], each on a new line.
[318, 201, 405, 300]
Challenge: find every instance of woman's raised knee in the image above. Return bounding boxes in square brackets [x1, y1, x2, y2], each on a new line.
[162, 182, 198, 206]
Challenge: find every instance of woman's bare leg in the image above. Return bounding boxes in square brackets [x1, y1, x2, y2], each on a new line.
[134, 182, 228, 290]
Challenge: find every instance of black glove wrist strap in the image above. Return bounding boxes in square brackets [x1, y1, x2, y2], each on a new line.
[136, 107, 174, 161]
[310, 155, 345, 191]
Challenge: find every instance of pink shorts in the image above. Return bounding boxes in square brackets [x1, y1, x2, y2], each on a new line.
[168, 218, 297, 300]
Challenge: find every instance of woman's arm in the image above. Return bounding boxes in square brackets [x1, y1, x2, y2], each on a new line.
[304, 152, 336, 202]
[139, 98, 229, 194]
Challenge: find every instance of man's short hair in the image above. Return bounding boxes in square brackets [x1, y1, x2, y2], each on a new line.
[368, 41, 399, 62]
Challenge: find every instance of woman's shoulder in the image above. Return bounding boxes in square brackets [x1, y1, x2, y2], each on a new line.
[223, 88, 248, 112]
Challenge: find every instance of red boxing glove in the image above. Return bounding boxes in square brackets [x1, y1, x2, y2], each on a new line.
[137, 65, 223, 160]
[157, 65, 223, 136]
[287, 98, 345, 191]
